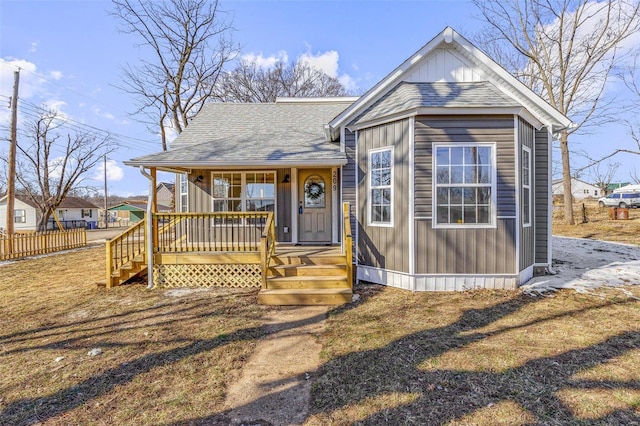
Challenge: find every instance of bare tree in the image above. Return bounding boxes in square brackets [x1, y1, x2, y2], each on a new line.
[473, 0, 640, 224]
[14, 108, 116, 231]
[630, 167, 640, 184]
[215, 59, 349, 103]
[588, 162, 619, 195]
[111, 0, 237, 151]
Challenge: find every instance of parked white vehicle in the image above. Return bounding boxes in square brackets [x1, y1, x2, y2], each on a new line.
[598, 185, 640, 208]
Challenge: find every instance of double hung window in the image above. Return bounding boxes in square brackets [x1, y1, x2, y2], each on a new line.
[14, 209, 26, 223]
[368, 147, 393, 226]
[434, 144, 495, 227]
[522, 147, 531, 226]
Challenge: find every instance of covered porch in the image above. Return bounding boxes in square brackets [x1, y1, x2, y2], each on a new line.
[105, 203, 353, 305]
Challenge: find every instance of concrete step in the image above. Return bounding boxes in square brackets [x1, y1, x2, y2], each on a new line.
[258, 288, 352, 305]
[266, 275, 349, 289]
[268, 264, 346, 277]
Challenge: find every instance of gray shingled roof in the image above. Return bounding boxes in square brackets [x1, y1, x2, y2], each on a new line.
[352, 81, 521, 126]
[127, 100, 355, 167]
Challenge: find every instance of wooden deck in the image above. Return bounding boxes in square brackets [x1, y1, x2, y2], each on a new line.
[106, 205, 354, 306]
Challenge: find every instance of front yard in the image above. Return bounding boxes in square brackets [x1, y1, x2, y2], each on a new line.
[0, 237, 639, 425]
[0, 246, 266, 425]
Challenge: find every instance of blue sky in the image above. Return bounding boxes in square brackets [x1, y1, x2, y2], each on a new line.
[0, 0, 638, 196]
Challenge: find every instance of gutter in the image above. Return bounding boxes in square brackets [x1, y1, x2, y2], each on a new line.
[139, 166, 154, 290]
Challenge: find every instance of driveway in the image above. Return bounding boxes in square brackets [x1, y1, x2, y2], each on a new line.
[86, 228, 127, 243]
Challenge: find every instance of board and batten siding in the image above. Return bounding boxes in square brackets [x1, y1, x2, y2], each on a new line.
[518, 118, 535, 271]
[414, 116, 517, 275]
[342, 130, 357, 237]
[357, 119, 411, 273]
[188, 168, 292, 242]
[534, 127, 550, 264]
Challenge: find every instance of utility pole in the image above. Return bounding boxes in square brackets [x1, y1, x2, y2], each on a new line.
[6, 69, 20, 238]
[104, 154, 108, 229]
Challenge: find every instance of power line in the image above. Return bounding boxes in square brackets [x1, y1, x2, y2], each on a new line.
[0, 95, 162, 149]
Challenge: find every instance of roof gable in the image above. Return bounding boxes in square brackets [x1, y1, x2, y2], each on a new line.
[330, 27, 571, 137]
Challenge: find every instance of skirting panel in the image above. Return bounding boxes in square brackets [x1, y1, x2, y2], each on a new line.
[153, 264, 261, 288]
[358, 265, 518, 291]
[414, 275, 517, 291]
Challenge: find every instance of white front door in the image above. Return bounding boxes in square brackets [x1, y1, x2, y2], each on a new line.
[298, 169, 332, 243]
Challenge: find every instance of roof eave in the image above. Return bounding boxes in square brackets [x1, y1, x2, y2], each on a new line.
[347, 106, 542, 132]
[124, 158, 348, 169]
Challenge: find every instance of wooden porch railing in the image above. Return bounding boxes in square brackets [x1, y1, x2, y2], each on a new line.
[154, 212, 271, 253]
[343, 202, 353, 286]
[260, 212, 276, 289]
[106, 218, 146, 288]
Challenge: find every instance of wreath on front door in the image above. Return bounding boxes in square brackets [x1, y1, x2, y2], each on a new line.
[305, 181, 325, 200]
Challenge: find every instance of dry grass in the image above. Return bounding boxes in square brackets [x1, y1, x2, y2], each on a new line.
[553, 201, 640, 245]
[2, 226, 640, 425]
[0, 246, 267, 425]
[309, 285, 640, 425]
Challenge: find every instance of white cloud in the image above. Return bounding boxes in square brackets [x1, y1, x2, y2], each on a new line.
[93, 159, 124, 182]
[50, 70, 63, 80]
[242, 51, 288, 69]
[299, 50, 339, 77]
[91, 106, 115, 120]
[0, 58, 42, 99]
[299, 50, 358, 92]
[339, 74, 358, 92]
[29, 42, 38, 53]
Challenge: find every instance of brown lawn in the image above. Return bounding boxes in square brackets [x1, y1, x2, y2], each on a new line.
[553, 200, 640, 246]
[1, 206, 639, 425]
[0, 246, 267, 425]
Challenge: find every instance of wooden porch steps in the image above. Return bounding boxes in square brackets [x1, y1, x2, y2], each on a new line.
[259, 250, 352, 305]
[110, 254, 147, 287]
[258, 288, 352, 305]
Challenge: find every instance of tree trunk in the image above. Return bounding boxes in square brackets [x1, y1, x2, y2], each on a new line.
[37, 209, 52, 232]
[559, 130, 575, 225]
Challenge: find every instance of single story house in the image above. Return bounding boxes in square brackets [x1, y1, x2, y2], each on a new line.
[0, 195, 99, 231]
[606, 182, 631, 195]
[552, 178, 601, 200]
[108, 200, 171, 224]
[117, 27, 571, 303]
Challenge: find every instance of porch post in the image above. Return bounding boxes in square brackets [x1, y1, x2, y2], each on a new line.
[150, 168, 158, 252]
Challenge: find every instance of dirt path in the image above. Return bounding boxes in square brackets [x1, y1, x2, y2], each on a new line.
[224, 306, 329, 425]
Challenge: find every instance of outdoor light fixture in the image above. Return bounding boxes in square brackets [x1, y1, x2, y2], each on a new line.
[193, 175, 204, 183]
[282, 174, 290, 183]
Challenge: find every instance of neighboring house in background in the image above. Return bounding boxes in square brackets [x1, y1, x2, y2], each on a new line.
[156, 182, 175, 210]
[552, 178, 601, 200]
[606, 182, 631, 195]
[123, 27, 572, 297]
[108, 200, 171, 225]
[0, 196, 38, 231]
[0, 195, 99, 231]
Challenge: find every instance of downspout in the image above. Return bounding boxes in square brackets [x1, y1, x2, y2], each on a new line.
[139, 166, 154, 289]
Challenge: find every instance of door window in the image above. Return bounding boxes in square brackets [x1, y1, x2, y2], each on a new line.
[304, 175, 326, 208]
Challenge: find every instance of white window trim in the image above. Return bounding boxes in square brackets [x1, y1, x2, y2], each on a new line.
[179, 173, 189, 212]
[210, 170, 277, 221]
[14, 209, 26, 223]
[432, 142, 498, 229]
[522, 146, 532, 227]
[367, 146, 394, 227]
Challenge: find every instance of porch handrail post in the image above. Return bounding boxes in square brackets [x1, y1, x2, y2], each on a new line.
[343, 202, 353, 287]
[105, 239, 113, 289]
[260, 234, 268, 289]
